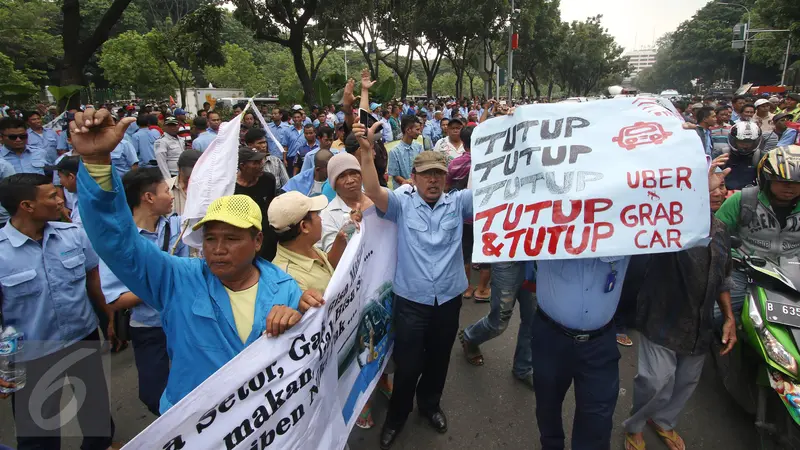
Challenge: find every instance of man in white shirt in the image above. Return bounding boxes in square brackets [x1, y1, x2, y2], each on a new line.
[319, 152, 372, 252]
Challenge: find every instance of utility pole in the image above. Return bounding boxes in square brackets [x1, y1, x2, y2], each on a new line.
[719, 2, 751, 86]
[507, 0, 515, 100]
[782, 39, 792, 86]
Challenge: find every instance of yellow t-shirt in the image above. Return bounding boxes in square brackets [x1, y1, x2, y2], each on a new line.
[225, 283, 259, 343]
[272, 244, 334, 293]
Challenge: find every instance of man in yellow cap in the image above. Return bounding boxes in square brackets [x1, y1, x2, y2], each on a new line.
[70, 107, 321, 414]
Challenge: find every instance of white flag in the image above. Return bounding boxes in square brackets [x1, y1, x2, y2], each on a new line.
[249, 100, 285, 153]
[181, 108, 246, 248]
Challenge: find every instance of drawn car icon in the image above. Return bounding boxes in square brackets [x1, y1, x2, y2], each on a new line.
[612, 121, 673, 150]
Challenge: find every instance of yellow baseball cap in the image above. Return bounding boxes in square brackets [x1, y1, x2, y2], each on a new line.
[192, 195, 262, 231]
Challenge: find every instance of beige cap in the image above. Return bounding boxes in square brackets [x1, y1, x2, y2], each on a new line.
[413, 151, 448, 173]
[267, 191, 329, 232]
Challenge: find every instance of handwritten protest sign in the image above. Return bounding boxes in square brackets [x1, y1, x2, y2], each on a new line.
[470, 97, 710, 262]
[123, 209, 397, 450]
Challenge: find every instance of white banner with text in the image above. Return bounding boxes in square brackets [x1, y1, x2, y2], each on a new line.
[471, 97, 710, 262]
[123, 208, 397, 450]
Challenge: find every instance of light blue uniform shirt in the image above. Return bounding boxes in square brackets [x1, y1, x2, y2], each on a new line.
[336, 111, 345, 123]
[56, 130, 71, 153]
[27, 128, 59, 163]
[377, 187, 472, 305]
[301, 146, 338, 173]
[290, 138, 319, 162]
[77, 164, 302, 413]
[536, 257, 631, 331]
[282, 169, 336, 201]
[132, 127, 158, 164]
[778, 129, 798, 146]
[387, 140, 423, 179]
[100, 215, 188, 327]
[191, 129, 217, 152]
[0, 221, 100, 361]
[0, 144, 48, 174]
[422, 121, 438, 150]
[286, 129, 308, 157]
[303, 117, 313, 126]
[266, 121, 291, 159]
[0, 159, 15, 224]
[379, 118, 394, 143]
[110, 139, 139, 178]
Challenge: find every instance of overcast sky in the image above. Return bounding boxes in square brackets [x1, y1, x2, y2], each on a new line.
[559, 0, 711, 51]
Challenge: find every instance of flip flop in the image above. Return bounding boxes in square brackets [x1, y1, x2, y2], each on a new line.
[458, 330, 484, 366]
[355, 406, 374, 429]
[474, 289, 491, 303]
[463, 288, 474, 300]
[647, 420, 685, 450]
[624, 433, 646, 450]
[616, 333, 633, 347]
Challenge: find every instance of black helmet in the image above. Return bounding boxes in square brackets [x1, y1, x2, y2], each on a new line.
[728, 121, 763, 156]
[757, 145, 800, 192]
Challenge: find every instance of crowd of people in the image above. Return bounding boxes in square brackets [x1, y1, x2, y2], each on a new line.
[0, 73, 800, 450]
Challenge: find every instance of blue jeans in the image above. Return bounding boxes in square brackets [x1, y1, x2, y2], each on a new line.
[463, 262, 536, 378]
[532, 313, 620, 450]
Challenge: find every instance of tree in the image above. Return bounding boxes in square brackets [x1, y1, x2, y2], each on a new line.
[204, 43, 270, 96]
[147, 4, 225, 107]
[0, 0, 62, 84]
[552, 16, 630, 96]
[332, 0, 387, 80]
[514, 0, 563, 98]
[0, 53, 39, 106]
[60, 0, 135, 107]
[231, 0, 344, 106]
[98, 30, 176, 98]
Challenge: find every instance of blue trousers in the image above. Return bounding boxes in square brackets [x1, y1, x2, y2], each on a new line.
[130, 326, 170, 416]
[531, 313, 620, 450]
[463, 262, 536, 378]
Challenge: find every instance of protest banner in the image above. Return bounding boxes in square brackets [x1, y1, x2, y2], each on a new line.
[123, 208, 397, 450]
[470, 97, 710, 262]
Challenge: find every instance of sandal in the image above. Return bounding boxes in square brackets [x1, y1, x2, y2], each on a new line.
[463, 287, 474, 300]
[378, 375, 393, 400]
[355, 405, 374, 429]
[616, 333, 633, 347]
[624, 433, 646, 450]
[647, 420, 685, 450]
[474, 289, 491, 303]
[459, 330, 484, 366]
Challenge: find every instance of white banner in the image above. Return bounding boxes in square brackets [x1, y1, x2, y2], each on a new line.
[471, 97, 710, 262]
[123, 208, 397, 450]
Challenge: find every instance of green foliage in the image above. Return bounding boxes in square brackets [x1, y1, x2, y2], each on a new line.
[99, 30, 177, 99]
[370, 78, 397, 103]
[47, 85, 84, 102]
[0, 53, 39, 105]
[204, 43, 271, 96]
[0, 0, 62, 83]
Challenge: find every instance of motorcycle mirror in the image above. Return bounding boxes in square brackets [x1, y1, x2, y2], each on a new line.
[750, 256, 767, 267]
[730, 236, 743, 249]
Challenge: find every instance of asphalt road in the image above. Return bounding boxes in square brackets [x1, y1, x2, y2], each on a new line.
[0, 298, 762, 450]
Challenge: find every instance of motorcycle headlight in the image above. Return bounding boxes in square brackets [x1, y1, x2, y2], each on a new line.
[748, 295, 764, 329]
[750, 296, 799, 375]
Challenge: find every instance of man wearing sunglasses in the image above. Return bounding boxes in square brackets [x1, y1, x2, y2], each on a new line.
[0, 117, 48, 175]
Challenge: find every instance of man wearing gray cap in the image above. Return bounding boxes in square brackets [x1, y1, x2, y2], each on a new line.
[154, 116, 185, 180]
[353, 121, 472, 448]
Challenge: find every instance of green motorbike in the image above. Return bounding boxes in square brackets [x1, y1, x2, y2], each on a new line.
[715, 243, 800, 449]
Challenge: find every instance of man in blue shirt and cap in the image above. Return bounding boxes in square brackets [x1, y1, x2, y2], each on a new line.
[67, 107, 322, 414]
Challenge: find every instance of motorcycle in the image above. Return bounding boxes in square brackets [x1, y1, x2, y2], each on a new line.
[714, 240, 800, 449]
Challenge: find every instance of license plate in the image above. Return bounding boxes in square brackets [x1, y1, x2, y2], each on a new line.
[765, 301, 800, 328]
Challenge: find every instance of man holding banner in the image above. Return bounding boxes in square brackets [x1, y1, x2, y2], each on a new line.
[70, 108, 323, 414]
[468, 97, 711, 450]
[353, 121, 471, 449]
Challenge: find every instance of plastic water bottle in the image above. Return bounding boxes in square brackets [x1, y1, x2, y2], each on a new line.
[0, 325, 25, 393]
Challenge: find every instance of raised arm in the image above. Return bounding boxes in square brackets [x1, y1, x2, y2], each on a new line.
[360, 68, 375, 113]
[71, 108, 186, 313]
[353, 120, 389, 213]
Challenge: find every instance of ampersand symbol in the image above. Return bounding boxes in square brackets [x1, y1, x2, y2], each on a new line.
[481, 232, 503, 257]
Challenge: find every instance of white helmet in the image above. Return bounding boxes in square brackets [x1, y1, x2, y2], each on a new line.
[728, 121, 763, 156]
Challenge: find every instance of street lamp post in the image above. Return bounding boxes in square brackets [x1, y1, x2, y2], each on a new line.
[507, 0, 515, 100]
[718, 2, 751, 86]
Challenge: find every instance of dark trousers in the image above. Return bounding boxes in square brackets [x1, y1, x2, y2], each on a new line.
[531, 312, 620, 450]
[130, 326, 170, 416]
[385, 295, 462, 427]
[11, 330, 114, 450]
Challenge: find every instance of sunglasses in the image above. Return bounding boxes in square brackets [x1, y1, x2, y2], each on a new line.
[3, 133, 27, 140]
